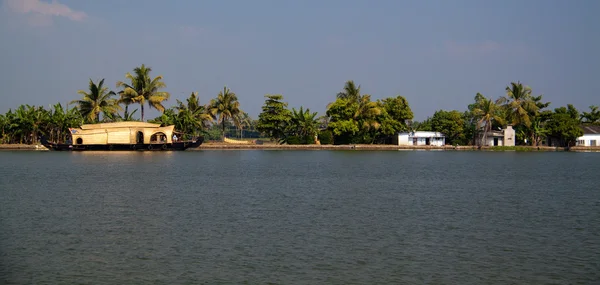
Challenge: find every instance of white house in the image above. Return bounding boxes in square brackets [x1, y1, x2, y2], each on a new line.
[395, 131, 446, 146]
[475, 125, 516, 146]
[576, 125, 600, 146]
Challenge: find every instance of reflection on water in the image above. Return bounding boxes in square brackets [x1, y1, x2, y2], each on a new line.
[1, 151, 599, 284]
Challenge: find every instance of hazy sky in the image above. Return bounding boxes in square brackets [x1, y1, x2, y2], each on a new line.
[0, 0, 598, 120]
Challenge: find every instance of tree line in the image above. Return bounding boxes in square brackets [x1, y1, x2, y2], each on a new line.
[1, 64, 598, 146]
[411, 82, 599, 147]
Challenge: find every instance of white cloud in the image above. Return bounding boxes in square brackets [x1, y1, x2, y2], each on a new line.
[4, 0, 87, 26]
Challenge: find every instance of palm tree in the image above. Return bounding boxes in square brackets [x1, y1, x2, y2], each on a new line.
[209, 86, 241, 140]
[116, 64, 170, 121]
[237, 112, 252, 139]
[581, 105, 600, 124]
[500, 81, 538, 128]
[336, 80, 361, 102]
[176, 92, 214, 136]
[290, 107, 319, 139]
[71, 79, 121, 123]
[473, 94, 504, 146]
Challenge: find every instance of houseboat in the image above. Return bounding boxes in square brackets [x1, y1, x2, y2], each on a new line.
[41, 121, 203, 151]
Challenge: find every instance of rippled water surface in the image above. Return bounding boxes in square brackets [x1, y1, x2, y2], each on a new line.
[1, 150, 599, 284]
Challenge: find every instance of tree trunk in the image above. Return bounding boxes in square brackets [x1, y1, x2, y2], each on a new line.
[141, 104, 145, 121]
[222, 116, 226, 141]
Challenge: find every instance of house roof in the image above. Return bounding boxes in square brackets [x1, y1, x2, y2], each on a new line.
[581, 125, 600, 135]
[484, 131, 504, 137]
[400, 131, 445, 138]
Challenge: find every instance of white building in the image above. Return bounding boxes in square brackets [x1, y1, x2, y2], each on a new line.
[395, 131, 446, 146]
[576, 125, 600, 146]
[476, 125, 516, 146]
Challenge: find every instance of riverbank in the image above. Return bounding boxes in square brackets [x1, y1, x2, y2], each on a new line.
[1, 143, 598, 152]
[195, 143, 578, 151]
[0, 144, 48, 150]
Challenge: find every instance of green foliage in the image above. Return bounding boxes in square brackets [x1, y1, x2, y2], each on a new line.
[581, 105, 600, 124]
[116, 64, 170, 121]
[429, 110, 465, 145]
[489, 146, 538, 152]
[283, 135, 314, 145]
[545, 105, 584, 147]
[327, 81, 394, 144]
[318, 130, 333, 145]
[148, 92, 215, 139]
[0, 103, 83, 144]
[257, 94, 292, 142]
[209, 86, 242, 140]
[71, 79, 121, 123]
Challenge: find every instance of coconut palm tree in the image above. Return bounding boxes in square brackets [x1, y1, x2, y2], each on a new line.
[500, 81, 538, 128]
[473, 94, 504, 146]
[209, 86, 241, 140]
[116, 64, 170, 121]
[237, 112, 252, 139]
[71, 79, 120, 123]
[176, 92, 214, 136]
[336, 80, 361, 102]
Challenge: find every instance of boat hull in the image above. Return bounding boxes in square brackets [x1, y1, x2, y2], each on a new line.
[41, 137, 204, 151]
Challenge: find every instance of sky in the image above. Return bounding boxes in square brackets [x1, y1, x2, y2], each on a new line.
[0, 0, 598, 121]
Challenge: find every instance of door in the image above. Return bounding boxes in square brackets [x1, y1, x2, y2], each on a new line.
[136, 131, 144, 144]
[493, 137, 499, 146]
[412, 138, 418, 145]
[425, 138, 431, 145]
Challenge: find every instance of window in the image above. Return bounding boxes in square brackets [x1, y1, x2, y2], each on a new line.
[76, 138, 83, 144]
[591, 140, 597, 147]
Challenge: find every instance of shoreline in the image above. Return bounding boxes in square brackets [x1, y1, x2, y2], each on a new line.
[2, 143, 599, 152]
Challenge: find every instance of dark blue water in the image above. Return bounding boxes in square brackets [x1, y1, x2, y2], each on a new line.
[1, 151, 599, 284]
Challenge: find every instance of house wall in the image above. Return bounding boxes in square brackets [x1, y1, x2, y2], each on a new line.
[503, 126, 515, 146]
[397, 134, 410, 145]
[397, 132, 446, 146]
[412, 137, 445, 146]
[483, 137, 504, 146]
[576, 134, 600, 146]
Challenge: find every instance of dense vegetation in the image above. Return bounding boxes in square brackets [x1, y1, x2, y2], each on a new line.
[1, 64, 598, 146]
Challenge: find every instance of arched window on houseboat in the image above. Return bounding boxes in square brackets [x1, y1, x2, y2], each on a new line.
[150, 132, 167, 144]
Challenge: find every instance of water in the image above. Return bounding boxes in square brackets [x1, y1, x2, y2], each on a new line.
[1, 150, 599, 284]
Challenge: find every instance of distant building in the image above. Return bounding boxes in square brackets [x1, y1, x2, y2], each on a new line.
[576, 125, 600, 146]
[475, 125, 516, 146]
[394, 131, 445, 146]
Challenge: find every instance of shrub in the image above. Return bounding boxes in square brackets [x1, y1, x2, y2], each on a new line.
[318, 130, 333, 145]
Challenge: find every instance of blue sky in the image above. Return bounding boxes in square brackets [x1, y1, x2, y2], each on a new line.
[0, 0, 598, 120]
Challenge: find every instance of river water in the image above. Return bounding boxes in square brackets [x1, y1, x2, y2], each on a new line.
[1, 150, 599, 284]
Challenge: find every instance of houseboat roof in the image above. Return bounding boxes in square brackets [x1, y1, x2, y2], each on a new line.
[80, 122, 162, 130]
[581, 125, 600, 135]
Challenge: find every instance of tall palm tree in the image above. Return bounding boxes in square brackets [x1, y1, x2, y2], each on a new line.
[116, 64, 170, 121]
[209, 86, 241, 140]
[473, 94, 504, 146]
[237, 112, 252, 139]
[500, 81, 538, 128]
[71, 79, 120, 123]
[337, 80, 361, 102]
